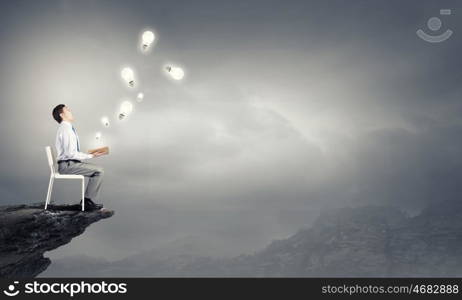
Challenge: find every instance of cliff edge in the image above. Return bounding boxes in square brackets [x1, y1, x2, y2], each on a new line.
[0, 203, 113, 278]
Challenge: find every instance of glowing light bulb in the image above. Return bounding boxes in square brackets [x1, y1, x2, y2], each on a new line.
[101, 116, 110, 127]
[121, 67, 135, 87]
[136, 92, 144, 103]
[95, 132, 102, 141]
[141, 30, 155, 51]
[165, 65, 185, 80]
[118, 101, 133, 120]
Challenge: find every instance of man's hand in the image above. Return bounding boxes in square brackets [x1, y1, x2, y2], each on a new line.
[88, 146, 109, 157]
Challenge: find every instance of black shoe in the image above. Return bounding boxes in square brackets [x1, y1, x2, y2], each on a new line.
[79, 199, 98, 211]
[86, 198, 103, 209]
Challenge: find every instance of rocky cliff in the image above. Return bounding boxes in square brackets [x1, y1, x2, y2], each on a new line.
[0, 203, 113, 278]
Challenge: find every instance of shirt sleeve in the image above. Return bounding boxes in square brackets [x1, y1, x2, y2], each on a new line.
[60, 126, 94, 160]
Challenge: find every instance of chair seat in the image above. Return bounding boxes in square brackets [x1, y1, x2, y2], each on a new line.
[55, 173, 84, 179]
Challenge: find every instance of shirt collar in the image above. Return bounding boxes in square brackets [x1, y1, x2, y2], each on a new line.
[61, 120, 72, 127]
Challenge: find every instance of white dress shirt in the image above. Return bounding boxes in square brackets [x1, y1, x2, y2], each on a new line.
[55, 121, 93, 161]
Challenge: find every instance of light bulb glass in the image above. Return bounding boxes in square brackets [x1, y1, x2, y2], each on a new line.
[101, 116, 110, 127]
[165, 65, 185, 80]
[118, 101, 133, 120]
[95, 132, 102, 141]
[121, 67, 135, 87]
[137, 92, 144, 102]
[141, 31, 155, 50]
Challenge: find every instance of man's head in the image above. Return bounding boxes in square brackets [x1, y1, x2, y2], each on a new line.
[52, 104, 74, 123]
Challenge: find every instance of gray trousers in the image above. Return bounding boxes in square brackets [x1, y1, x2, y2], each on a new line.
[58, 161, 104, 202]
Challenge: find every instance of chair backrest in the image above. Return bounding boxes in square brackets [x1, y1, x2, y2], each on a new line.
[45, 146, 57, 174]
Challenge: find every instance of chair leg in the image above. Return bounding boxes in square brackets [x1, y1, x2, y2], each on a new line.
[81, 178, 85, 211]
[45, 175, 54, 210]
[50, 177, 54, 202]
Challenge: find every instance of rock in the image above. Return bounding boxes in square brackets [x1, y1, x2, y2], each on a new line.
[0, 202, 114, 278]
[235, 201, 462, 277]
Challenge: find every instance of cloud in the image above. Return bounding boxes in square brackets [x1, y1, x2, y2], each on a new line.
[0, 0, 462, 261]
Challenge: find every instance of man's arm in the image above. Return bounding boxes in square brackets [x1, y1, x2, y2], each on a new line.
[60, 126, 94, 160]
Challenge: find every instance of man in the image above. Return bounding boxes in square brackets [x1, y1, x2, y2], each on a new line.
[52, 104, 105, 211]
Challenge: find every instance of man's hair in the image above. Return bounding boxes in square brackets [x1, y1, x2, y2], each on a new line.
[52, 104, 66, 123]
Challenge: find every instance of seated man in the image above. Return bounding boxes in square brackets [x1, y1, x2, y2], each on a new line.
[52, 104, 105, 211]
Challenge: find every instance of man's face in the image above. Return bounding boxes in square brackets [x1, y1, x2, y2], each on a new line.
[60, 106, 74, 122]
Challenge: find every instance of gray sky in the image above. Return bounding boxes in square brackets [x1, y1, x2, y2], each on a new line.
[1, 0, 462, 260]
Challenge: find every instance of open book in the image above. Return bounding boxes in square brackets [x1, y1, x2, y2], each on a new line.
[88, 146, 110, 156]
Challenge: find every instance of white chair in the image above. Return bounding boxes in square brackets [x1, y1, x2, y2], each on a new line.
[44, 146, 85, 211]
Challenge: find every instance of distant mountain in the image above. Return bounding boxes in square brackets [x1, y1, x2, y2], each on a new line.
[42, 199, 462, 277]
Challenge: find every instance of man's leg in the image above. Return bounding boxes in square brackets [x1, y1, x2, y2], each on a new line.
[58, 161, 104, 202]
[85, 167, 104, 202]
